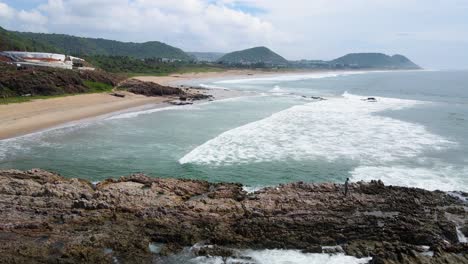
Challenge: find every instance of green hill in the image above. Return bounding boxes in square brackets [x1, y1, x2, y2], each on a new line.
[218, 46, 288, 65]
[0, 26, 192, 60]
[0, 26, 58, 53]
[331, 53, 420, 69]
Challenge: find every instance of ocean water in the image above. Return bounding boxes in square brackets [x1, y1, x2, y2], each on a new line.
[1, 70, 467, 193]
[1, 70, 467, 263]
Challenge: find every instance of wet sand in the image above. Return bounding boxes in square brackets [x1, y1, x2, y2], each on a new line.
[0, 92, 169, 140]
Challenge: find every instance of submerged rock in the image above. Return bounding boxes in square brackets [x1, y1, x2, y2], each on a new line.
[0, 169, 466, 263]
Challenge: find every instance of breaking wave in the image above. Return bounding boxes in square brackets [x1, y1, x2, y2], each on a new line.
[351, 164, 468, 192]
[179, 92, 463, 191]
[180, 93, 452, 165]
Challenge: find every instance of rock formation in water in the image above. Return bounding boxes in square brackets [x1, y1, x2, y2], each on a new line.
[0, 169, 466, 263]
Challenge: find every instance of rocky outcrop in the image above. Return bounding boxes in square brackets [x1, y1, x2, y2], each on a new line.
[118, 79, 184, 97]
[119, 79, 214, 103]
[0, 169, 466, 263]
[0, 62, 121, 98]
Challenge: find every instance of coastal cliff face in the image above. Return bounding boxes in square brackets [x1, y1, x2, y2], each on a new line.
[0, 169, 466, 263]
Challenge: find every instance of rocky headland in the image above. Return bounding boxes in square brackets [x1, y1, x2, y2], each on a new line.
[0, 169, 466, 263]
[118, 79, 212, 101]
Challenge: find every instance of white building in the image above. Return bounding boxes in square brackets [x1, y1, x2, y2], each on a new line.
[1, 51, 91, 70]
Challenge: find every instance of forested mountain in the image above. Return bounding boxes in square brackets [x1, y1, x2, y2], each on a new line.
[218, 47, 288, 65]
[1, 26, 422, 70]
[0, 26, 58, 53]
[0, 26, 192, 60]
[331, 53, 421, 69]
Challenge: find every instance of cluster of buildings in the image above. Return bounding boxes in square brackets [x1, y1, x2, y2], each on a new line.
[0, 51, 94, 70]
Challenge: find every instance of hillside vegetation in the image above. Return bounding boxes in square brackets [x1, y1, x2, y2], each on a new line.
[1, 26, 422, 72]
[1, 26, 191, 60]
[0, 63, 122, 103]
[0, 27, 58, 52]
[218, 46, 288, 65]
[85, 55, 224, 76]
[331, 53, 421, 69]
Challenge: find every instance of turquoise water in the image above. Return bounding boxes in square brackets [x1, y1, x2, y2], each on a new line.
[1, 70, 467, 191]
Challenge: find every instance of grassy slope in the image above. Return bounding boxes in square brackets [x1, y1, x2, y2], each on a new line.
[0, 81, 114, 105]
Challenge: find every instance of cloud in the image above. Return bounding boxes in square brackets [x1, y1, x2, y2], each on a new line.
[1, 0, 467, 68]
[0, 2, 15, 20]
[0, 1, 47, 31]
[0, 0, 282, 52]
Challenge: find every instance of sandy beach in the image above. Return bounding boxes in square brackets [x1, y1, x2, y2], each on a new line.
[134, 69, 284, 85]
[0, 91, 170, 140]
[0, 70, 266, 140]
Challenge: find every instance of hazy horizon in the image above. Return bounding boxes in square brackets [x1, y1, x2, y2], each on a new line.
[1, 0, 468, 69]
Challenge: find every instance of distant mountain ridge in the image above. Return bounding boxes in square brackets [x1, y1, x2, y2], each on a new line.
[218, 47, 288, 65]
[188, 52, 225, 62]
[331, 53, 421, 69]
[1, 26, 421, 70]
[0, 26, 191, 60]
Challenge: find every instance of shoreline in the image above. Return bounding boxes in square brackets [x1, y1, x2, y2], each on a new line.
[0, 69, 267, 141]
[0, 68, 412, 141]
[133, 69, 290, 86]
[0, 92, 171, 140]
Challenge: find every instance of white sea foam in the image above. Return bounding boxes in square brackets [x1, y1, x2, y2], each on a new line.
[268, 85, 289, 95]
[199, 83, 229, 90]
[350, 165, 468, 192]
[242, 186, 265, 193]
[0, 121, 93, 160]
[180, 93, 452, 166]
[107, 94, 258, 120]
[190, 249, 371, 264]
[106, 105, 194, 120]
[457, 226, 468, 243]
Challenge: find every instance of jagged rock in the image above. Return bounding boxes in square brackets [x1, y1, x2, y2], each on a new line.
[118, 79, 184, 96]
[0, 169, 467, 263]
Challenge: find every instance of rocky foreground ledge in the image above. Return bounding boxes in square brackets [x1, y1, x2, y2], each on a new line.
[0, 169, 467, 263]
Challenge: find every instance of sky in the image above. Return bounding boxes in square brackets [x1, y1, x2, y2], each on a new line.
[1, 0, 468, 69]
